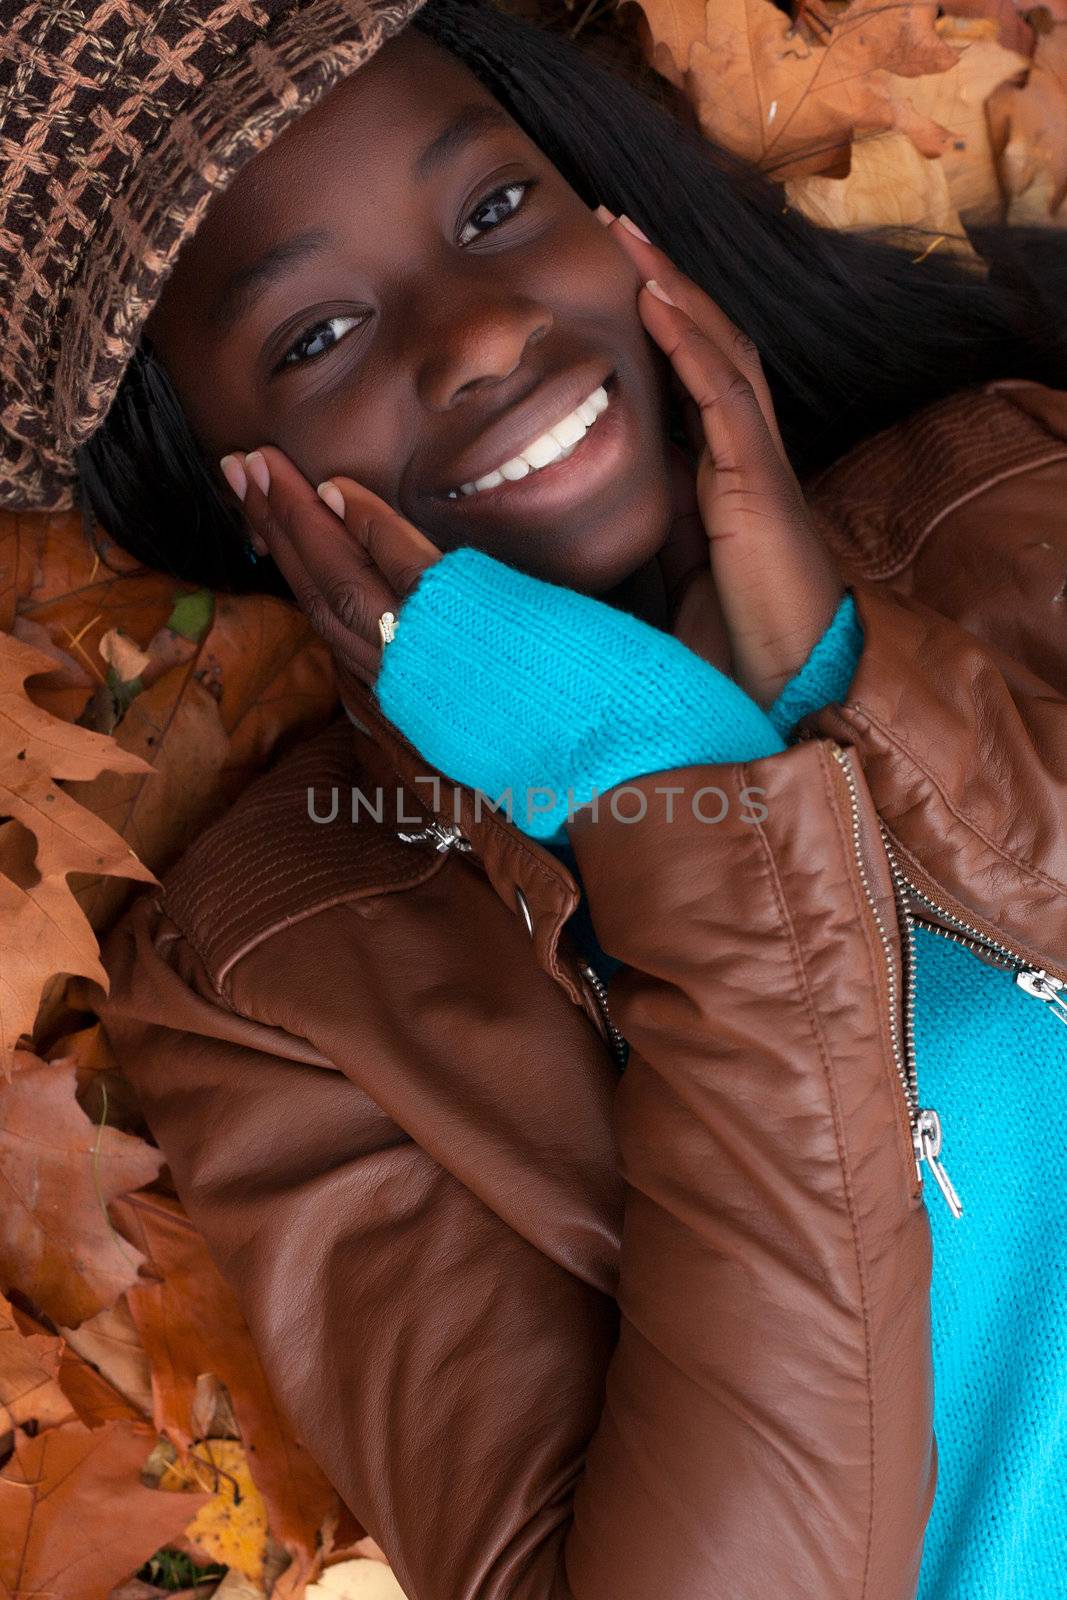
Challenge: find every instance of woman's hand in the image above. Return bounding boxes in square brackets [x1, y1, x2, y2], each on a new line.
[598, 208, 845, 709]
[223, 447, 442, 692]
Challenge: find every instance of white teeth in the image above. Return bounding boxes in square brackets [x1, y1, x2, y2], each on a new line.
[452, 382, 610, 498]
[549, 410, 587, 449]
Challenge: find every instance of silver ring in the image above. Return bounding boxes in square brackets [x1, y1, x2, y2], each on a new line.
[378, 611, 397, 647]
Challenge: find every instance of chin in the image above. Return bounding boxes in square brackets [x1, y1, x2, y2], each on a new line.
[542, 501, 674, 595]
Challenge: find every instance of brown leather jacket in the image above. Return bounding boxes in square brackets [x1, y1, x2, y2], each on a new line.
[96, 378, 1067, 1600]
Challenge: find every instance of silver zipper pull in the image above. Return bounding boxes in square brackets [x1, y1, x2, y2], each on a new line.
[915, 1107, 963, 1218]
[397, 820, 472, 853]
[1015, 969, 1067, 1026]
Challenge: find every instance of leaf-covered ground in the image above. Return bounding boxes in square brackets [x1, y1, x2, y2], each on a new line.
[1, 0, 1062, 1593]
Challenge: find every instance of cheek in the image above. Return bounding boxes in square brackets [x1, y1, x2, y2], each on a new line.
[269, 385, 404, 504]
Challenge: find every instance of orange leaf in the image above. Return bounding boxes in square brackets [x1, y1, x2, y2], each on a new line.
[0, 633, 158, 1071]
[0, 1053, 163, 1326]
[0, 1290, 73, 1441]
[113, 1190, 339, 1591]
[0, 1417, 210, 1600]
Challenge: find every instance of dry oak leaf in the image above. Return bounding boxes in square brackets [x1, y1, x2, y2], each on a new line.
[0, 1417, 210, 1600]
[58, 1292, 153, 1425]
[632, 0, 962, 178]
[786, 29, 1031, 229]
[0, 1052, 163, 1328]
[986, 12, 1067, 219]
[0, 633, 157, 1072]
[112, 1189, 339, 1595]
[2, 1289, 147, 1437]
[0, 1290, 73, 1445]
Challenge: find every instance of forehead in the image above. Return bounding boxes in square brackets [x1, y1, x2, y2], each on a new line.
[147, 29, 513, 326]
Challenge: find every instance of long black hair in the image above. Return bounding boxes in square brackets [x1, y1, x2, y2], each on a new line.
[75, 0, 1067, 598]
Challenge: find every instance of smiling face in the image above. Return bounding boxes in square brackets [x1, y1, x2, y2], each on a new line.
[144, 26, 676, 594]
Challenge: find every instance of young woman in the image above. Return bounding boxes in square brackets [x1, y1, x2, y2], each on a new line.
[29, 0, 1066, 1593]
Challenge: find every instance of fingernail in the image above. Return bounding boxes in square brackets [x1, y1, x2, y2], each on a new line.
[219, 454, 247, 502]
[645, 278, 677, 306]
[618, 214, 651, 243]
[316, 480, 346, 518]
[594, 203, 615, 226]
[244, 450, 270, 496]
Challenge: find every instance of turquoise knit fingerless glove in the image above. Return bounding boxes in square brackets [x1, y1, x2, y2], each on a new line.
[373, 546, 863, 845]
[767, 586, 864, 738]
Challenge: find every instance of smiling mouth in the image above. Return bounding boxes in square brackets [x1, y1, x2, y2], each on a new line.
[444, 377, 615, 500]
[425, 372, 634, 523]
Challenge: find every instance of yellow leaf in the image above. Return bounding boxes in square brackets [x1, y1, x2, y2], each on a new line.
[160, 1439, 269, 1583]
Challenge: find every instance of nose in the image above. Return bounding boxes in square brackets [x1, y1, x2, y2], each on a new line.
[414, 286, 553, 411]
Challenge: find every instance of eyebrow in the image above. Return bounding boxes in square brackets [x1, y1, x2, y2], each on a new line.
[208, 102, 514, 329]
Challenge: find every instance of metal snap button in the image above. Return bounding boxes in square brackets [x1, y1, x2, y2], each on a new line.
[515, 885, 534, 937]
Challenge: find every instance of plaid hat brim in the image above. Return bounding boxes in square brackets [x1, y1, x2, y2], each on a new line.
[0, 0, 431, 513]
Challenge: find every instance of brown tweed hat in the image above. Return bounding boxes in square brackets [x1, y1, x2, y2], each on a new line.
[0, 0, 431, 513]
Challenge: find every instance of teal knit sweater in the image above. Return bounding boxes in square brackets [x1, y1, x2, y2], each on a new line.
[371, 546, 1067, 1598]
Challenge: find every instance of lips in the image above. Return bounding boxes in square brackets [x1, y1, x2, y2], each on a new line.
[429, 361, 615, 500]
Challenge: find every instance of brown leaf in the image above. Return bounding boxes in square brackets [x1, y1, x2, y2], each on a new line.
[112, 1191, 339, 1593]
[632, 0, 962, 179]
[0, 1290, 74, 1445]
[0, 1417, 210, 1600]
[62, 674, 231, 936]
[8, 618, 93, 691]
[58, 1298, 154, 1425]
[786, 31, 1030, 227]
[986, 15, 1067, 219]
[0, 634, 158, 1071]
[0, 1053, 163, 1326]
[898, 30, 1032, 220]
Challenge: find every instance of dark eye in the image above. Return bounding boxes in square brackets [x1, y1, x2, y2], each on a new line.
[277, 181, 535, 372]
[279, 312, 364, 370]
[458, 179, 534, 246]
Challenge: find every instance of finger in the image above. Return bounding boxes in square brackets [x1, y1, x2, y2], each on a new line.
[240, 446, 402, 671]
[640, 289, 804, 527]
[606, 216, 789, 465]
[639, 290, 845, 703]
[321, 474, 442, 599]
[656, 440, 709, 617]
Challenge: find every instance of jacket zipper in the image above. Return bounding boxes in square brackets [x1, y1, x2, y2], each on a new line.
[578, 960, 629, 1070]
[829, 744, 964, 1217]
[396, 820, 473, 853]
[396, 818, 631, 1066]
[903, 880, 1067, 1026]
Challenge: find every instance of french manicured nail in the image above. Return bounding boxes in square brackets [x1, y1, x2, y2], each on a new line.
[244, 450, 270, 496]
[219, 454, 247, 502]
[316, 480, 346, 518]
[645, 278, 677, 306]
[618, 214, 651, 243]
[594, 204, 615, 226]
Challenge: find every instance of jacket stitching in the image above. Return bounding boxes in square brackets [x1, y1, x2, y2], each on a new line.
[840, 700, 1067, 897]
[741, 752, 878, 1598]
[863, 448, 1067, 581]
